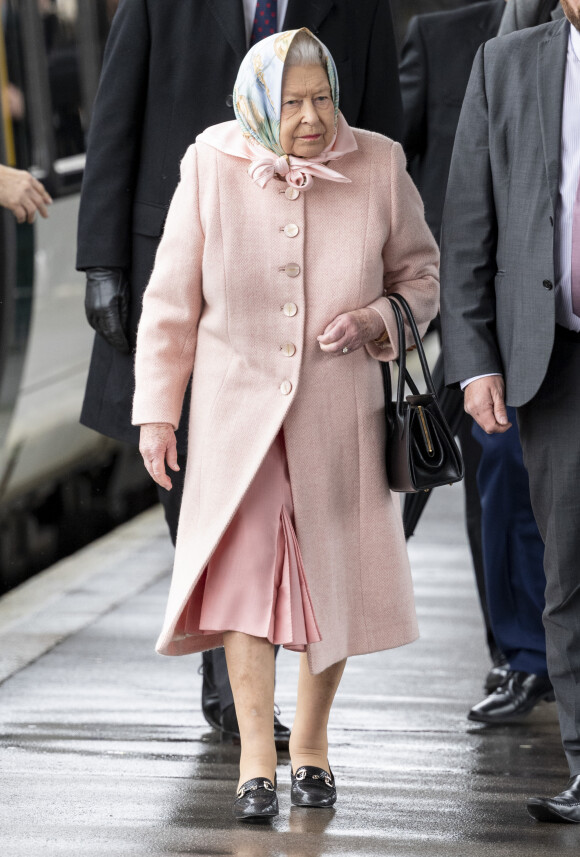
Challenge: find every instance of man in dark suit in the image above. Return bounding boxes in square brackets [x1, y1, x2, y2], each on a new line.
[76, 0, 403, 747]
[400, 0, 550, 722]
[441, 5, 580, 821]
[401, 0, 504, 244]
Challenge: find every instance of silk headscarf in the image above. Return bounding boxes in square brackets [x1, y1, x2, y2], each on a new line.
[198, 28, 358, 190]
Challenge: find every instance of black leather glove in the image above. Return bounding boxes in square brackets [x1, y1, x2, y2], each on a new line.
[85, 267, 131, 354]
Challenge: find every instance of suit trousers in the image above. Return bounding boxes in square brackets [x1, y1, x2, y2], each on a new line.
[456, 413, 501, 663]
[472, 409, 547, 676]
[518, 327, 580, 774]
[156, 454, 234, 712]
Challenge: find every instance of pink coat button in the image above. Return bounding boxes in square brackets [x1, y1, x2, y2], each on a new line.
[284, 263, 300, 277]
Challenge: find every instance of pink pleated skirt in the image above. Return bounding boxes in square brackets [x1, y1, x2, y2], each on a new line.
[176, 431, 322, 652]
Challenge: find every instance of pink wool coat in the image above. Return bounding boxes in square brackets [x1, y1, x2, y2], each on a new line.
[132, 123, 440, 674]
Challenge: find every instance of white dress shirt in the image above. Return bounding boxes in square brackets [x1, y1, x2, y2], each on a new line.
[462, 23, 580, 390]
[554, 23, 580, 330]
[242, 0, 289, 46]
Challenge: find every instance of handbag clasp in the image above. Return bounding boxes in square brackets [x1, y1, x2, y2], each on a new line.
[417, 405, 434, 456]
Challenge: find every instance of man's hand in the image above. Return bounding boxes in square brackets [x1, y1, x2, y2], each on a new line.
[85, 267, 131, 354]
[464, 376, 512, 434]
[0, 164, 52, 223]
[139, 423, 179, 490]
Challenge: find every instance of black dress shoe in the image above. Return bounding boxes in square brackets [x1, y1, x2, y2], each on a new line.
[220, 703, 291, 750]
[291, 766, 337, 808]
[468, 671, 554, 723]
[199, 657, 222, 731]
[484, 655, 510, 694]
[233, 777, 279, 822]
[527, 775, 580, 823]
[273, 713, 291, 750]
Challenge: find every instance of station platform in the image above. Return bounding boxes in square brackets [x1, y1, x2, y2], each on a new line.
[1, 486, 577, 856]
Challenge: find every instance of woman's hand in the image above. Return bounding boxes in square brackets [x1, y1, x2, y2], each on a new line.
[139, 423, 180, 490]
[317, 308, 386, 354]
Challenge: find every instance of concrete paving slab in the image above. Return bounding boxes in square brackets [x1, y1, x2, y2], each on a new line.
[0, 507, 172, 682]
[0, 486, 577, 856]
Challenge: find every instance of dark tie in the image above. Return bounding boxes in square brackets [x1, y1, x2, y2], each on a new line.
[250, 0, 278, 46]
[572, 171, 580, 316]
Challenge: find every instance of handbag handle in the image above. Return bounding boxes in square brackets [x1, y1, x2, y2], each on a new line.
[388, 293, 437, 395]
[381, 299, 421, 422]
[381, 294, 403, 411]
[381, 293, 434, 420]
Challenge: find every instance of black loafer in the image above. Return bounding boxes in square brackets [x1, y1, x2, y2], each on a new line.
[291, 766, 336, 808]
[468, 671, 554, 723]
[233, 777, 278, 822]
[527, 775, 580, 823]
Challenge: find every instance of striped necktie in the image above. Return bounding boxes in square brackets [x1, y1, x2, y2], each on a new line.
[250, 0, 278, 46]
[572, 171, 580, 316]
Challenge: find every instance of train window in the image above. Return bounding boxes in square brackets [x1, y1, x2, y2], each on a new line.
[1, 0, 32, 170]
[40, 0, 85, 159]
[3, 0, 117, 194]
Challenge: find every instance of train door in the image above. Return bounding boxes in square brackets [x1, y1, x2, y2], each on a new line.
[0, 4, 33, 480]
[0, 1, 124, 589]
[0, 0, 115, 505]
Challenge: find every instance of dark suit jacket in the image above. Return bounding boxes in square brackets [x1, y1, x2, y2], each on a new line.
[399, 0, 504, 243]
[440, 19, 570, 406]
[77, 0, 403, 448]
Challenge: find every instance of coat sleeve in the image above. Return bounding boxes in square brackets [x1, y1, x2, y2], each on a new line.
[355, 0, 403, 142]
[365, 140, 440, 362]
[132, 146, 204, 429]
[76, 0, 150, 270]
[399, 16, 427, 167]
[439, 44, 502, 387]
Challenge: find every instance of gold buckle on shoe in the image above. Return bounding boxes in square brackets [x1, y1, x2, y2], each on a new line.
[237, 779, 274, 799]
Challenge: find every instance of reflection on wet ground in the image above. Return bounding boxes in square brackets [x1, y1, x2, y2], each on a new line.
[1, 486, 577, 856]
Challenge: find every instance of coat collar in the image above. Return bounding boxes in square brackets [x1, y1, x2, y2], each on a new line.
[537, 18, 569, 211]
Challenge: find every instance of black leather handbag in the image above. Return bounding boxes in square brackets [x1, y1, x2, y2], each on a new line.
[381, 293, 464, 493]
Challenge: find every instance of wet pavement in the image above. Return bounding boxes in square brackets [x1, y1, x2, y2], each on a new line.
[1, 488, 578, 856]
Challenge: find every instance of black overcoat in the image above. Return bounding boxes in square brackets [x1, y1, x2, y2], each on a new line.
[77, 0, 403, 449]
[399, 0, 504, 244]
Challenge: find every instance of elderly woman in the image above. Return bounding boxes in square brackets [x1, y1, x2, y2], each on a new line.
[133, 29, 439, 822]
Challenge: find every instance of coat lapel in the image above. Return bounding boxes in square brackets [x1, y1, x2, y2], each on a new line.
[283, 0, 335, 33]
[537, 19, 569, 211]
[205, 0, 247, 61]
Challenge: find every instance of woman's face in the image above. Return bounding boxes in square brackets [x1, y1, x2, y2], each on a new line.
[280, 64, 335, 158]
